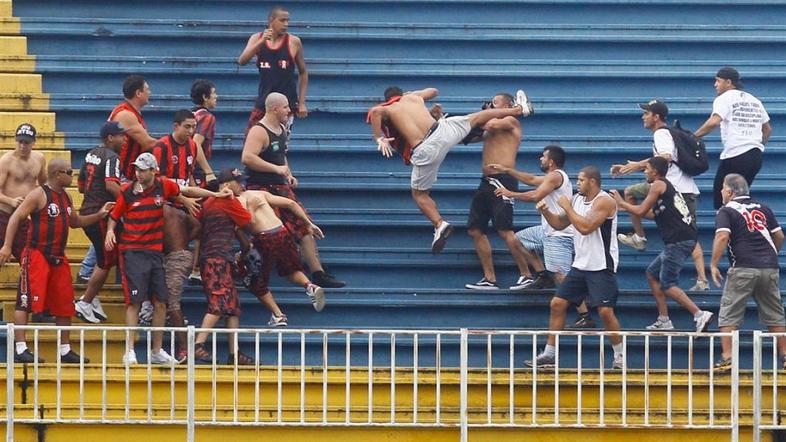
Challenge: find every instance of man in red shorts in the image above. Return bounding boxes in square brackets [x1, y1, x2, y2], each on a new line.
[0, 123, 47, 262]
[238, 185, 327, 316]
[0, 158, 114, 364]
[105, 153, 232, 365]
[242, 92, 345, 288]
[238, 5, 309, 133]
[194, 168, 276, 364]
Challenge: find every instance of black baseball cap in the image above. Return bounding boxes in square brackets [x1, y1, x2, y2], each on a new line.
[217, 168, 247, 184]
[639, 99, 669, 120]
[716, 66, 743, 88]
[15, 123, 36, 142]
[100, 121, 126, 139]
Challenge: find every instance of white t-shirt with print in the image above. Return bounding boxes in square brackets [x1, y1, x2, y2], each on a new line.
[653, 128, 700, 195]
[712, 89, 769, 159]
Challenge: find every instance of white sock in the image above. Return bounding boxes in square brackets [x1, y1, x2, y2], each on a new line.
[612, 343, 624, 358]
[59, 344, 71, 356]
[16, 342, 27, 355]
[543, 344, 556, 358]
[658, 315, 670, 323]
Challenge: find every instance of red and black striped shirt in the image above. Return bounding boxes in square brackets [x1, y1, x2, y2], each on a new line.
[193, 107, 216, 160]
[27, 185, 72, 258]
[110, 177, 180, 252]
[109, 101, 148, 179]
[152, 134, 197, 186]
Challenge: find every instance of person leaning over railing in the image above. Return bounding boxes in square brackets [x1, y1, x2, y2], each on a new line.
[710, 173, 786, 372]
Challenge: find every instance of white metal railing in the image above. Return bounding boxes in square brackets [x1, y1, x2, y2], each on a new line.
[2, 325, 740, 442]
[752, 331, 786, 442]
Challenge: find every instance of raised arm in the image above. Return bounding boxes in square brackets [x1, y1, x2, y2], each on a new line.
[237, 31, 268, 65]
[564, 194, 616, 236]
[536, 200, 571, 231]
[610, 181, 664, 218]
[499, 170, 562, 202]
[406, 88, 439, 101]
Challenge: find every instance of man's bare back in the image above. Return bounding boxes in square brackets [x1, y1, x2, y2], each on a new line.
[482, 117, 521, 177]
[0, 150, 46, 214]
[238, 190, 284, 233]
[385, 95, 437, 147]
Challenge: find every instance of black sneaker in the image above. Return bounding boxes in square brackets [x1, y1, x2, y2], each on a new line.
[567, 314, 596, 329]
[14, 349, 43, 364]
[713, 357, 732, 373]
[465, 277, 499, 290]
[531, 271, 556, 289]
[60, 350, 89, 364]
[312, 270, 346, 288]
[226, 351, 255, 366]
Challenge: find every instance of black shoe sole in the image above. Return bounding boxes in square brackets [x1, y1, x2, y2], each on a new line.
[431, 224, 453, 254]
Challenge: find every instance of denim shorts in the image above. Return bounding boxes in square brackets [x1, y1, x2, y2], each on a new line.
[645, 239, 696, 290]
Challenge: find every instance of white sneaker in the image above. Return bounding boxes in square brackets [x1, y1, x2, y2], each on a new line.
[122, 350, 138, 365]
[618, 233, 647, 251]
[515, 89, 534, 117]
[612, 353, 625, 370]
[509, 275, 536, 290]
[90, 297, 108, 321]
[431, 221, 453, 254]
[306, 284, 326, 312]
[695, 310, 714, 333]
[268, 313, 289, 327]
[150, 348, 178, 365]
[689, 279, 710, 291]
[646, 317, 674, 330]
[75, 300, 99, 324]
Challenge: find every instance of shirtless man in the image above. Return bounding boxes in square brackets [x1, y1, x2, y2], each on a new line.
[462, 93, 535, 290]
[367, 87, 532, 253]
[238, 5, 308, 132]
[237, 188, 327, 315]
[0, 123, 47, 261]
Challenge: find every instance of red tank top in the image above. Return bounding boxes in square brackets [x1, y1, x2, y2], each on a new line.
[109, 101, 147, 179]
[27, 185, 71, 258]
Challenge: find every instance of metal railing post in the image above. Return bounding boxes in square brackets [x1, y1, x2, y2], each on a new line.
[460, 328, 468, 442]
[186, 326, 196, 442]
[753, 331, 762, 442]
[731, 330, 740, 442]
[6, 323, 14, 442]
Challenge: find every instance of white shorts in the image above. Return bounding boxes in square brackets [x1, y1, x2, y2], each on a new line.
[410, 116, 471, 191]
[516, 225, 574, 275]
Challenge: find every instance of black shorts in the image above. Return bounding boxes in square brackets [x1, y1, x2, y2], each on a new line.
[119, 249, 168, 306]
[556, 268, 619, 308]
[467, 174, 517, 232]
[83, 219, 118, 269]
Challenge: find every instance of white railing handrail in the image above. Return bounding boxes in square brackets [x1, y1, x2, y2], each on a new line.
[3, 324, 741, 442]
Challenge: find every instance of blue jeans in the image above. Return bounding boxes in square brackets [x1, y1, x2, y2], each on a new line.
[78, 244, 97, 279]
[646, 239, 696, 290]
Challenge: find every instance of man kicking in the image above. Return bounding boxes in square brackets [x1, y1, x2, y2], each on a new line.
[367, 87, 532, 253]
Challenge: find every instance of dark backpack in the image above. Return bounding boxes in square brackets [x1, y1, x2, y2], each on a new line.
[665, 120, 709, 176]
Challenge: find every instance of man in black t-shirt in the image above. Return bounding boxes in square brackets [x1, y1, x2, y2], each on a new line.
[74, 122, 125, 324]
[611, 156, 714, 332]
[711, 173, 786, 371]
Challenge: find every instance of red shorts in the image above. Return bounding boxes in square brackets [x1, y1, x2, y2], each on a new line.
[16, 248, 75, 317]
[246, 183, 311, 239]
[0, 210, 30, 261]
[200, 257, 241, 317]
[248, 226, 303, 297]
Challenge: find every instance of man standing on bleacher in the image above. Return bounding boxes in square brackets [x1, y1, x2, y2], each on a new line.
[1, 158, 114, 364]
[711, 174, 786, 371]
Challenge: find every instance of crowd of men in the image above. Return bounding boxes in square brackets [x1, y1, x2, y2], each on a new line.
[2, 5, 782, 372]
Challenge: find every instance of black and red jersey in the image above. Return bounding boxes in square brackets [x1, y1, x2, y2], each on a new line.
[198, 197, 251, 261]
[193, 107, 216, 160]
[152, 134, 197, 186]
[254, 33, 298, 110]
[78, 145, 121, 215]
[110, 177, 180, 252]
[27, 185, 72, 258]
[109, 101, 147, 179]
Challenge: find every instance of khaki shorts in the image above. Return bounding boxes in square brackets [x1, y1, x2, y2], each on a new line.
[719, 267, 785, 328]
[164, 250, 193, 312]
[410, 116, 471, 191]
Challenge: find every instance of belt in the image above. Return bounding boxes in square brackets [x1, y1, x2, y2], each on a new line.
[411, 122, 440, 151]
